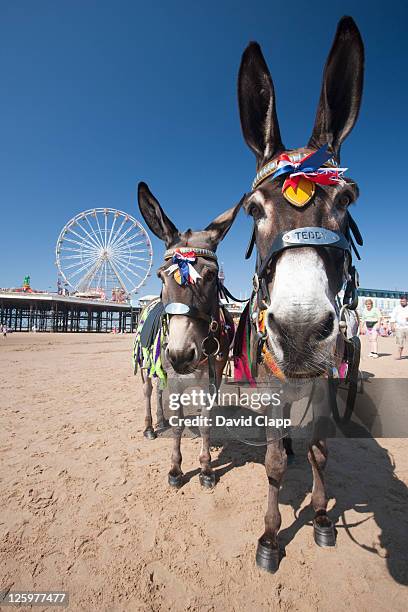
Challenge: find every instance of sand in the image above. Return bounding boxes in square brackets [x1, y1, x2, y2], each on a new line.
[0, 333, 407, 611]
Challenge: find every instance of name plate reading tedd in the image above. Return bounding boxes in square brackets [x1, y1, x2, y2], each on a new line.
[282, 227, 340, 246]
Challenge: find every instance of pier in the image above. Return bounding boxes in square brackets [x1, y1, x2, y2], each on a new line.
[0, 292, 140, 333]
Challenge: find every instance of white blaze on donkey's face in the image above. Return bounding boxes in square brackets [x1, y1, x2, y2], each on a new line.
[265, 248, 339, 375]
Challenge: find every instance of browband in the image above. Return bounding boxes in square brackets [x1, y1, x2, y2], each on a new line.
[164, 247, 217, 260]
[252, 149, 338, 191]
[164, 302, 212, 322]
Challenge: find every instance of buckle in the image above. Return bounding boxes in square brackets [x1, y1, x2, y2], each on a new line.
[202, 336, 220, 357]
[209, 319, 219, 333]
[253, 273, 260, 292]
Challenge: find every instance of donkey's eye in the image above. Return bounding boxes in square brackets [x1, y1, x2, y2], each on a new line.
[203, 269, 216, 281]
[248, 203, 264, 219]
[338, 194, 352, 207]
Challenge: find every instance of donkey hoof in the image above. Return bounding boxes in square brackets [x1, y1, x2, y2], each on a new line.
[256, 538, 282, 573]
[168, 472, 183, 488]
[155, 420, 170, 434]
[256, 538, 281, 573]
[199, 471, 216, 489]
[313, 517, 336, 547]
[143, 428, 157, 440]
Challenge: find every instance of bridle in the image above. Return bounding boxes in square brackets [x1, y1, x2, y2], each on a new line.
[246, 146, 363, 315]
[159, 247, 232, 393]
[247, 216, 362, 313]
[244, 145, 363, 377]
[161, 246, 223, 358]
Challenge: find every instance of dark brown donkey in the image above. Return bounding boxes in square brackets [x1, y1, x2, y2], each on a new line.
[237, 16, 364, 571]
[137, 182, 241, 488]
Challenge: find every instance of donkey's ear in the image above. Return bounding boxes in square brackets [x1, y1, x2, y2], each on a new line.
[308, 16, 364, 160]
[203, 197, 244, 250]
[238, 42, 284, 169]
[138, 182, 179, 247]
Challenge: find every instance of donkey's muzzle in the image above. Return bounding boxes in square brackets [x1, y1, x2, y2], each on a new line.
[266, 307, 337, 376]
[268, 310, 335, 344]
[166, 347, 198, 373]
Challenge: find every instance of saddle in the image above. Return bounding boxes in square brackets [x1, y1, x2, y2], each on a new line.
[133, 299, 167, 385]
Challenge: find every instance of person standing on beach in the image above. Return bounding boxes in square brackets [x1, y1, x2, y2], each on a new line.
[390, 295, 408, 360]
[2, 324, 7, 338]
[361, 298, 381, 358]
[379, 319, 390, 337]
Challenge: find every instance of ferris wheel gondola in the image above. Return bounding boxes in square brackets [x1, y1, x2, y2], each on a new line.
[56, 208, 153, 299]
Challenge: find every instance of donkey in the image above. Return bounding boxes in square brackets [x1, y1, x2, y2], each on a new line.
[136, 182, 241, 488]
[237, 16, 364, 571]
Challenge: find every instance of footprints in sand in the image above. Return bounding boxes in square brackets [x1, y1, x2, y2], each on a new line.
[26, 488, 57, 515]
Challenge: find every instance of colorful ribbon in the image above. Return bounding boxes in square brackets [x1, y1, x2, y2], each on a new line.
[167, 249, 201, 285]
[271, 144, 347, 194]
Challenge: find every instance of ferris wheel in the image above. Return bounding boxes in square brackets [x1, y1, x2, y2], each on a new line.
[56, 208, 153, 299]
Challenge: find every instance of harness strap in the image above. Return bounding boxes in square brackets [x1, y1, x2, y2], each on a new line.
[218, 282, 249, 303]
[257, 227, 351, 280]
[343, 265, 359, 310]
[164, 302, 212, 322]
[245, 225, 256, 260]
[347, 211, 363, 246]
[349, 235, 361, 261]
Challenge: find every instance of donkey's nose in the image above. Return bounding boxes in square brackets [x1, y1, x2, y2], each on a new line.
[166, 347, 197, 373]
[310, 312, 335, 342]
[268, 310, 336, 345]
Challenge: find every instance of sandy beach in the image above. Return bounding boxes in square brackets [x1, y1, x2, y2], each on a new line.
[1, 333, 407, 611]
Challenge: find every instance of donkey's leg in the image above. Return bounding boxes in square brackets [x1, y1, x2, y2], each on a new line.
[155, 384, 167, 431]
[308, 439, 336, 546]
[198, 419, 216, 489]
[282, 402, 294, 459]
[142, 372, 156, 440]
[196, 358, 226, 489]
[168, 404, 185, 488]
[256, 438, 287, 573]
[283, 436, 294, 456]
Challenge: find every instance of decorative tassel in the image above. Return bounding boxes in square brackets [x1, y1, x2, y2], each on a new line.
[262, 345, 286, 381]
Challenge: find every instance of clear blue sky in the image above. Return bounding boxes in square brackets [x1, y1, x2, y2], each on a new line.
[1, 0, 406, 296]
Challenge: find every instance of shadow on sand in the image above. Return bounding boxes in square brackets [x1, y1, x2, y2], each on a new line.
[168, 375, 408, 585]
[188, 379, 408, 587]
[207, 431, 408, 585]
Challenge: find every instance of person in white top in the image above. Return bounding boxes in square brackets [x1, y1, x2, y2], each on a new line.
[390, 295, 408, 360]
